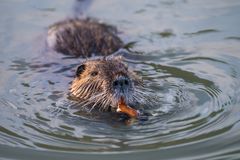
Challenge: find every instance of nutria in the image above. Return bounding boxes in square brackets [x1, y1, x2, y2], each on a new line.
[69, 57, 144, 112]
[47, 18, 149, 116]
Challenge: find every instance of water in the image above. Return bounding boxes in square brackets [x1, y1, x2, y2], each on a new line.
[1, 0, 240, 159]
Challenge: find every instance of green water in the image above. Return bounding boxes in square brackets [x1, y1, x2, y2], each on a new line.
[1, 0, 240, 160]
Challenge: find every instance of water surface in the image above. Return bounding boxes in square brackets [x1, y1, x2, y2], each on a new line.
[1, 0, 240, 160]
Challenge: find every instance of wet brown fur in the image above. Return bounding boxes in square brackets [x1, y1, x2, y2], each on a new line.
[47, 18, 123, 57]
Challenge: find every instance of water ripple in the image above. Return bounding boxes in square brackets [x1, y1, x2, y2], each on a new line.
[1, 0, 240, 159]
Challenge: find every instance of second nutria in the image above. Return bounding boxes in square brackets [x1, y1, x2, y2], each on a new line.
[47, 18, 124, 57]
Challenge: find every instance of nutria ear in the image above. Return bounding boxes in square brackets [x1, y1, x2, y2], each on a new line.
[76, 64, 85, 77]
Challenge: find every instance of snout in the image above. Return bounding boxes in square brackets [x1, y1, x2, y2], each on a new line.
[113, 76, 131, 94]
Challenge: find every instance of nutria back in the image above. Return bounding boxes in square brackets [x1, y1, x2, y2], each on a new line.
[47, 18, 124, 57]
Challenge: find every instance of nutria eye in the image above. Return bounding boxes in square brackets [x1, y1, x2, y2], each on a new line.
[76, 64, 85, 77]
[91, 71, 98, 76]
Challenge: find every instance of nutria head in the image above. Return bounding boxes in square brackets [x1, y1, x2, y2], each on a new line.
[70, 56, 144, 111]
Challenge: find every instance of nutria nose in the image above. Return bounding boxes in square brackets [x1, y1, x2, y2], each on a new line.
[113, 76, 130, 91]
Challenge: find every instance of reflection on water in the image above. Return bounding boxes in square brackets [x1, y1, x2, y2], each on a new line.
[1, 0, 240, 160]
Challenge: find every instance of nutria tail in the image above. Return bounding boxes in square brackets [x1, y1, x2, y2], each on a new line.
[47, 18, 124, 57]
[69, 56, 146, 111]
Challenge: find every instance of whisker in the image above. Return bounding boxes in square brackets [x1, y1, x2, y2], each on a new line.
[98, 97, 107, 111]
[133, 88, 160, 107]
[89, 94, 106, 112]
[78, 93, 104, 108]
[102, 97, 111, 111]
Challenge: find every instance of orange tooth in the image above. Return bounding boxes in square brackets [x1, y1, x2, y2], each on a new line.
[117, 97, 138, 118]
